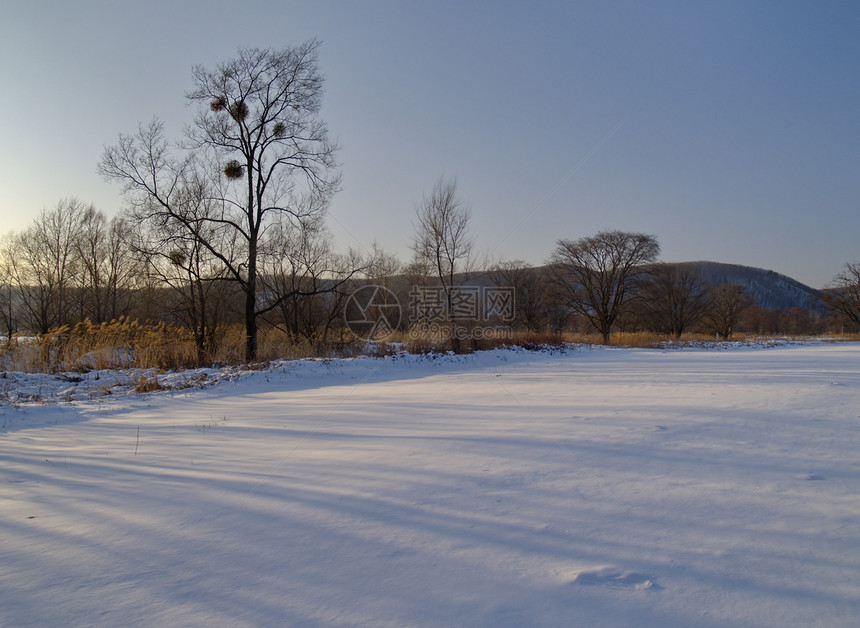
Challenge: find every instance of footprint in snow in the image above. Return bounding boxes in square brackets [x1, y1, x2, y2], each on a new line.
[572, 567, 660, 590]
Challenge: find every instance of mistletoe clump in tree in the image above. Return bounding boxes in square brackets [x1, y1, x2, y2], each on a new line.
[101, 40, 340, 361]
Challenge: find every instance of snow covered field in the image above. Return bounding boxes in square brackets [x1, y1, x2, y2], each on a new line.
[1, 343, 859, 627]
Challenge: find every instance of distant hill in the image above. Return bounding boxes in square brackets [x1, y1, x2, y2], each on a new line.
[389, 261, 827, 314]
[673, 261, 826, 312]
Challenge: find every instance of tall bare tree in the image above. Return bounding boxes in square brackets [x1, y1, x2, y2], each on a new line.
[548, 230, 660, 344]
[411, 177, 475, 351]
[101, 41, 340, 361]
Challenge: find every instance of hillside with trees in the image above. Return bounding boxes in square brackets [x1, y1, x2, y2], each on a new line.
[685, 262, 826, 313]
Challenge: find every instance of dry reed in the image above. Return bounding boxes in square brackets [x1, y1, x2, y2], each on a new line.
[2, 320, 852, 375]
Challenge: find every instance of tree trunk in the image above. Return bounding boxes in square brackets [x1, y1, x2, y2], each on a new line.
[245, 280, 257, 362]
[600, 321, 611, 344]
[244, 220, 259, 361]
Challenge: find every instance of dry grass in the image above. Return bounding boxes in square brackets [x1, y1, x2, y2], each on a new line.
[2, 320, 855, 375]
[822, 332, 860, 342]
[375, 329, 575, 354]
[0, 320, 366, 374]
[2, 318, 201, 373]
[385, 329, 834, 352]
[371, 329, 723, 354]
[133, 372, 164, 393]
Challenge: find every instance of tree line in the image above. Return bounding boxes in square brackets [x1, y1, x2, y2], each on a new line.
[2, 41, 859, 366]
[0, 194, 367, 364]
[406, 177, 857, 345]
[1, 190, 857, 364]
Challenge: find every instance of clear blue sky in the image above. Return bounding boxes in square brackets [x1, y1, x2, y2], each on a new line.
[1, 0, 858, 288]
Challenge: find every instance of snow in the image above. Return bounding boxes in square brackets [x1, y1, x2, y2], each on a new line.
[1, 343, 859, 626]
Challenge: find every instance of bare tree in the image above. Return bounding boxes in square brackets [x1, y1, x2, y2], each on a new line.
[125, 178, 238, 365]
[363, 242, 403, 289]
[0, 234, 16, 340]
[778, 307, 824, 336]
[101, 41, 340, 361]
[640, 263, 710, 339]
[1, 201, 135, 338]
[824, 263, 860, 328]
[548, 230, 660, 344]
[489, 260, 546, 331]
[411, 177, 475, 351]
[8, 199, 88, 333]
[259, 216, 360, 351]
[75, 208, 139, 323]
[702, 283, 752, 339]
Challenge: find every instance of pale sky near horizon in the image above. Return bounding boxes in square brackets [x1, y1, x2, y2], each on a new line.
[1, 0, 858, 288]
